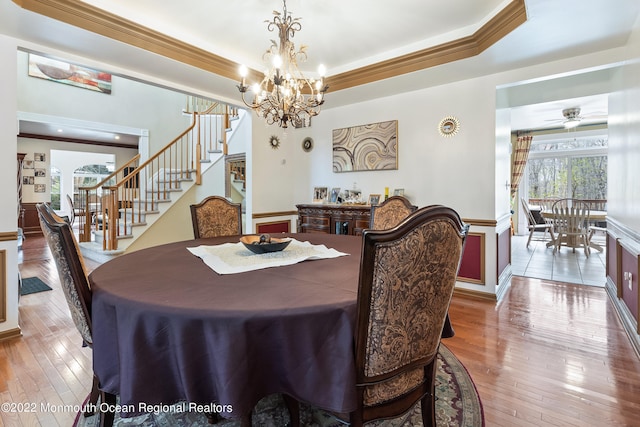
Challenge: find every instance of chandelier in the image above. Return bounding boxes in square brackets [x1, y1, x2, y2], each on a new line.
[237, 0, 328, 128]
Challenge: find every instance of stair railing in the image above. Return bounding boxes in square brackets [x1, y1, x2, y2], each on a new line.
[100, 114, 197, 250]
[91, 99, 239, 251]
[77, 154, 141, 243]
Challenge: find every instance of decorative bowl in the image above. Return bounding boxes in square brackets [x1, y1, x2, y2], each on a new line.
[240, 235, 291, 254]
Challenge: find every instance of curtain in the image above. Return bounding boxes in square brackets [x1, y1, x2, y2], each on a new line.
[510, 133, 533, 202]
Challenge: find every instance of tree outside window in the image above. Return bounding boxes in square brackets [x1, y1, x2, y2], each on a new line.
[526, 134, 607, 205]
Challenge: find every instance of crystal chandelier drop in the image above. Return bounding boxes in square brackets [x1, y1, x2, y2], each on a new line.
[237, 0, 328, 128]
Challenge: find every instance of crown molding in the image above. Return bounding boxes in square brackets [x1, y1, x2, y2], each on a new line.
[14, 0, 527, 92]
[326, 0, 527, 91]
[13, 0, 240, 79]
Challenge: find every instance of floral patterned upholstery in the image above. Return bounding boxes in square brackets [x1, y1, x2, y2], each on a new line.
[361, 219, 464, 406]
[190, 196, 242, 239]
[37, 204, 93, 345]
[370, 196, 417, 230]
[353, 206, 468, 425]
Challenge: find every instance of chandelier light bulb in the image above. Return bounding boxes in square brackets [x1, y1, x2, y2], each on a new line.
[318, 64, 326, 77]
[239, 65, 248, 77]
[273, 55, 283, 70]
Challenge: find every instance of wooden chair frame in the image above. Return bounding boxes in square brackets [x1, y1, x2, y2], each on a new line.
[286, 205, 469, 427]
[36, 203, 116, 426]
[369, 195, 417, 230]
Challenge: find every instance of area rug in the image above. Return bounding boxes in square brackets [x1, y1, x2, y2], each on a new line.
[20, 277, 52, 295]
[75, 344, 483, 427]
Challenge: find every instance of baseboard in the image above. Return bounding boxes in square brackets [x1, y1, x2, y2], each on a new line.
[0, 327, 22, 342]
[496, 264, 513, 303]
[605, 277, 640, 359]
[453, 286, 497, 302]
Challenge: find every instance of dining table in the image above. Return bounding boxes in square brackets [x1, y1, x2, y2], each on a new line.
[89, 233, 365, 420]
[541, 210, 607, 251]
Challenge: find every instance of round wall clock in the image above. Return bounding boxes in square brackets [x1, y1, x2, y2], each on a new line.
[302, 137, 314, 152]
[269, 135, 281, 149]
[438, 116, 460, 137]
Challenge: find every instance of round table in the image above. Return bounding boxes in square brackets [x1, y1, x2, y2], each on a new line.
[89, 233, 363, 419]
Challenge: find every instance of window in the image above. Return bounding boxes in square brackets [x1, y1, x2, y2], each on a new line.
[73, 164, 115, 200]
[50, 166, 61, 210]
[525, 132, 607, 203]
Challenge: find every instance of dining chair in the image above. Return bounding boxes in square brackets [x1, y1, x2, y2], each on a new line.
[36, 203, 116, 427]
[369, 195, 417, 230]
[190, 195, 242, 238]
[550, 198, 591, 257]
[521, 197, 554, 248]
[287, 205, 469, 427]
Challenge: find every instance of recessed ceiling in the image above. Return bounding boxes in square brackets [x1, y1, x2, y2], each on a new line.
[19, 120, 140, 146]
[3, 0, 639, 138]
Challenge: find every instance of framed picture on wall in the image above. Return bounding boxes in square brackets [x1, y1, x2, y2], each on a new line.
[34, 184, 46, 193]
[23, 160, 34, 169]
[23, 176, 34, 185]
[35, 168, 46, 177]
[34, 152, 46, 162]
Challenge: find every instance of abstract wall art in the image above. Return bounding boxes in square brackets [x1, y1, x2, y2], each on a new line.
[332, 120, 398, 172]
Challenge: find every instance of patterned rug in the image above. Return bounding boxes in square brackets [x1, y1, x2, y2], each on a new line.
[75, 344, 483, 426]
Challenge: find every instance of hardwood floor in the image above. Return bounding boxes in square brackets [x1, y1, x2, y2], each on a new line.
[4, 236, 640, 426]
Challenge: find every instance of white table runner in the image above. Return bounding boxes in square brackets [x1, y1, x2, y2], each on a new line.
[187, 238, 349, 274]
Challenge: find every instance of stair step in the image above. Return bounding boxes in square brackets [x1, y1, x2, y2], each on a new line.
[146, 187, 182, 194]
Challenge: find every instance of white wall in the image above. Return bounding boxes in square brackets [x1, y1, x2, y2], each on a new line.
[17, 50, 191, 154]
[248, 46, 634, 294]
[0, 35, 20, 334]
[608, 15, 640, 232]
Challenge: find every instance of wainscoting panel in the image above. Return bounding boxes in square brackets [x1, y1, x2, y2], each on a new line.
[458, 232, 485, 285]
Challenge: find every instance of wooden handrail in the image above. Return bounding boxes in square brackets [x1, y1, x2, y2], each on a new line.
[95, 102, 238, 250]
[77, 154, 141, 243]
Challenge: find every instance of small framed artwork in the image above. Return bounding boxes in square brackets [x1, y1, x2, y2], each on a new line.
[34, 184, 46, 193]
[35, 168, 46, 177]
[368, 194, 381, 206]
[393, 188, 405, 196]
[23, 176, 34, 185]
[23, 160, 34, 169]
[330, 187, 341, 204]
[313, 186, 328, 203]
[34, 152, 46, 162]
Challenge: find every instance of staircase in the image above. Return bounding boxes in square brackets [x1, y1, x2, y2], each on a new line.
[77, 99, 243, 262]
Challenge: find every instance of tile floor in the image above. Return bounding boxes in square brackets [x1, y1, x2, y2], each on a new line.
[511, 231, 607, 287]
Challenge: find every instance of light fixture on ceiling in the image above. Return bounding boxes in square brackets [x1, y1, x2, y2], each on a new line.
[237, 0, 328, 129]
[563, 107, 581, 129]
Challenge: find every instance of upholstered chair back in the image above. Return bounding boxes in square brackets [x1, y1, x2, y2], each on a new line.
[354, 205, 468, 425]
[190, 195, 242, 239]
[369, 195, 417, 230]
[37, 203, 92, 345]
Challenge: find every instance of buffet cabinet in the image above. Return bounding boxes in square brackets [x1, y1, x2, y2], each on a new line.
[296, 204, 371, 236]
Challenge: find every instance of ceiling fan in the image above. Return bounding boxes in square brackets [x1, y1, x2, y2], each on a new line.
[546, 107, 607, 129]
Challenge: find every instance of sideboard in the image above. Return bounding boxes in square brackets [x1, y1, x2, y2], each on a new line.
[296, 204, 371, 236]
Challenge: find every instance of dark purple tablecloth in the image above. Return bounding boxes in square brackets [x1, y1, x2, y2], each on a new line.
[89, 233, 363, 419]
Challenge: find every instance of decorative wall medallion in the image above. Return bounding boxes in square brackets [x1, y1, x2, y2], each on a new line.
[438, 116, 460, 137]
[302, 137, 314, 152]
[269, 135, 281, 149]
